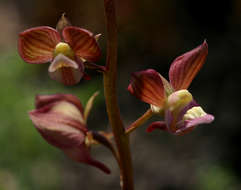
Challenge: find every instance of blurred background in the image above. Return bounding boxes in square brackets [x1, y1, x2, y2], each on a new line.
[0, 0, 241, 189]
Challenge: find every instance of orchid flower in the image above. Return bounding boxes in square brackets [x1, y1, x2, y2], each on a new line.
[18, 15, 102, 85]
[29, 93, 110, 174]
[128, 41, 214, 135]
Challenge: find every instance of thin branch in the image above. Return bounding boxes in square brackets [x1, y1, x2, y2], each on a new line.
[126, 109, 153, 135]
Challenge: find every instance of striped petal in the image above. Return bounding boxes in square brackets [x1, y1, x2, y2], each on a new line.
[169, 41, 208, 90]
[62, 26, 101, 62]
[128, 69, 165, 107]
[48, 54, 84, 85]
[29, 111, 86, 148]
[18, 26, 61, 64]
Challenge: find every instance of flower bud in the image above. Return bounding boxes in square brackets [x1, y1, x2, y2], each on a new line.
[29, 94, 110, 174]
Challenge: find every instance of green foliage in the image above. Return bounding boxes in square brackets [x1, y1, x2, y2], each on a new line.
[196, 164, 239, 190]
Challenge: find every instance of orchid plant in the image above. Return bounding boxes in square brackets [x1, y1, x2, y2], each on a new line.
[18, 1, 214, 189]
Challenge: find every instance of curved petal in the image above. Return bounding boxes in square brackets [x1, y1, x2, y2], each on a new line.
[48, 54, 85, 85]
[35, 94, 84, 114]
[169, 40, 208, 90]
[29, 111, 87, 148]
[63, 145, 111, 174]
[173, 114, 214, 135]
[62, 26, 101, 62]
[128, 69, 165, 107]
[18, 26, 61, 64]
[146, 121, 167, 133]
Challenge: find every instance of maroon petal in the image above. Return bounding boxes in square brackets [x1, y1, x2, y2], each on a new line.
[35, 94, 84, 114]
[146, 121, 167, 133]
[29, 111, 87, 148]
[62, 26, 101, 62]
[169, 41, 208, 90]
[48, 54, 85, 85]
[63, 145, 111, 174]
[18, 26, 61, 64]
[128, 69, 165, 107]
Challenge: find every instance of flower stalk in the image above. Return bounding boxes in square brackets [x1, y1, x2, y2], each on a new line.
[126, 109, 154, 135]
[103, 0, 134, 189]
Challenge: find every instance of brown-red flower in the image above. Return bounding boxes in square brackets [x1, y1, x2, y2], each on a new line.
[128, 41, 214, 135]
[18, 16, 101, 85]
[29, 93, 110, 174]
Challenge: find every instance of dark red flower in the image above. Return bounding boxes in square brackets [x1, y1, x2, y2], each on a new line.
[128, 41, 214, 135]
[29, 93, 110, 174]
[18, 17, 101, 85]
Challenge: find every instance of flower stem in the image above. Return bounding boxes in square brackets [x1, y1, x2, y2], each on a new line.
[126, 109, 153, 135]
[103, 0, 134, 189]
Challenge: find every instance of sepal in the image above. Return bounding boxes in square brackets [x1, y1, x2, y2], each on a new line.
[169, 40, 208, 90]
[128, 69, 165, 107]
[62, 26, 101, 62]
[18, 26, 61, 64]
[56, 13, 71, 35]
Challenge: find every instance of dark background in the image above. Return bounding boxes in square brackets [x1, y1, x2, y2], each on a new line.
[0, 0, 241, 189]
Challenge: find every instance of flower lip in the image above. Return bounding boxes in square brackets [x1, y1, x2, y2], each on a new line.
[48, 54, 84, 85]
[185, 113, 214, 129]
[48, 54, 79, 72]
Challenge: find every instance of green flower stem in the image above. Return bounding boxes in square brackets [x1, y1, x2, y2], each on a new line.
[103, 0, 134, 189]
[126, 109, 154, 135]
